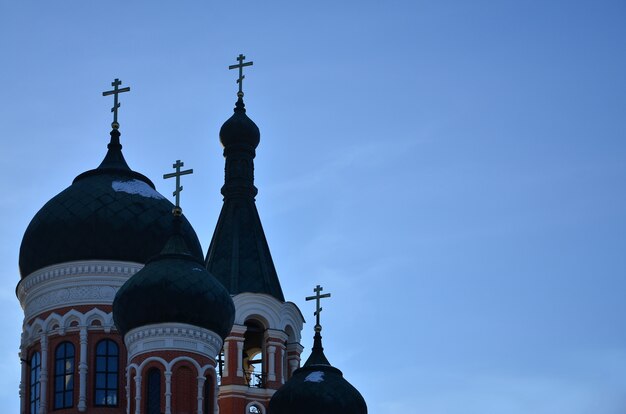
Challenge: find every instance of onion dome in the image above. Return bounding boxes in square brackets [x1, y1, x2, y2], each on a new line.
[18, 129, 203, 278]
[269, 327, 368, 414]
[113, 212, 235, 339]
[219, 97, 260, 149]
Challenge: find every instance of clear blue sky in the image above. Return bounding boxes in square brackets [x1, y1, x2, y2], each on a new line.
[1, 1, 626, 412]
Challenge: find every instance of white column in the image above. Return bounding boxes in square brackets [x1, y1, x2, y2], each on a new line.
[267, 345, 276, 382]
[286, 343, 304, 379]
[39, 335, 48, 414]
[277, 342, 286, 384]
[222, 341, 229, 378]
[19, 346, 26, 414]
[126, 368, 131, 414]
[78, 326, 88, 411]
[164, 370, 172, 414]
[196, 376, 206, 414]
[236, 340, 244, 377]
[133, 375, 142, 414]
[213, 374, 219, 414]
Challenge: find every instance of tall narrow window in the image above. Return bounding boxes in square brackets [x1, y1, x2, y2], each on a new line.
[29, 352, 41, 414]
[54, 342, 75, 409]
[146, 368, 161, 414]
[94, 340, 118, 406]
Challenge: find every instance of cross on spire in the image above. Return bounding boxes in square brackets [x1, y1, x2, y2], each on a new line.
[163, 160, 193, 213]
[228, 54, 254, 97]
[102, 78, 130, 129]
[305, 285, 332, 329]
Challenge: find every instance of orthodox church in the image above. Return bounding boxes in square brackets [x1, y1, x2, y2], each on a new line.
[16, 56, 367, 414]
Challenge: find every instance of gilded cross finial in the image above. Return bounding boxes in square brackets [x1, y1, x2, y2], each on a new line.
[102, 78, 131, 129]
[163, 160, 193, 215]
[305, 285, 331, 330]
[228, 54, 254, 98]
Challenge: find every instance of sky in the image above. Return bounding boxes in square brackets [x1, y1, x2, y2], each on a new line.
[1, 0, 626, 412]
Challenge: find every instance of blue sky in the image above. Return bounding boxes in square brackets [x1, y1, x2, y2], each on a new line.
[1, 1, 626, 412]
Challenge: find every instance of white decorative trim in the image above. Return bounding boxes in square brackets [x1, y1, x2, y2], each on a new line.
[165, 371, 173, 414]
[125, 323, 223, 361]
[236, 339, 244, 377]
[218, 384, 277, 398]
[232, 293, 304, 343]
[196, 376, 206, 414]
[78, 326, 88, 412]
[17, 260, 142, 321]
[19, 347, 25, 414]
[267, 345, 276, 382]
[223, 341, 229, 378]
[22, 308, 115, 347]
[39, 335, 48, 414]
[133, 375, 142, 414]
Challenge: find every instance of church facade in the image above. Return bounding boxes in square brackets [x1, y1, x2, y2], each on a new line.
[17, 60, 366, 414]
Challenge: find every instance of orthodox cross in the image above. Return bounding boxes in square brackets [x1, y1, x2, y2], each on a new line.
[305, 285, 331, 328]
[102, 78, 130, 128]
[229, 54, 253, 97]
[163, 160, 193, 209]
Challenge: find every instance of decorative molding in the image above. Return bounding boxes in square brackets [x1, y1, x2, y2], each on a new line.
[17, 260, 142, 321]
[218, 384, 276, 398]
[22, 308, 115, 347]
[125, 323, 223, 361]
[232, 293, 304, 343]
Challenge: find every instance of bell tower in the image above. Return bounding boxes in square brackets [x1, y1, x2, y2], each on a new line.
[206, 55, 305, 414]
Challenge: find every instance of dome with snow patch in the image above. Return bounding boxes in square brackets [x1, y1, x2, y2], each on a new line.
[269, 328, 367, 414]
[18, 129, 203, 278]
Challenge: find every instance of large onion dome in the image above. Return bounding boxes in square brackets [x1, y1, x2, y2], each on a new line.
[269, 328, 368, 414]
[113, 213, 235, 339]
[18, 129, 203, 278]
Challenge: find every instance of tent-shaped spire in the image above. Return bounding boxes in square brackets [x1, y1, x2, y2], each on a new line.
[205, 90, 285, 301]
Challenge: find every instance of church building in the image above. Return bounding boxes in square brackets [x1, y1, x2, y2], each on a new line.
[16, 56, 366, 414]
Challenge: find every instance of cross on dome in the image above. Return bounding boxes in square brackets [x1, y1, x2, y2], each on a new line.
[228, 54, 254, 97]
[102, 78, 130, 129]
[305, 285, 331, 330]
[163, 160, 193, 214]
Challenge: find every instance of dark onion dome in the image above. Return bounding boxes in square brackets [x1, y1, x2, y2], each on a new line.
[113, 214, 235, 339]
[269, 329, 368, 414]
[219, 97, 260, 149]
[18, 129, 203, 278]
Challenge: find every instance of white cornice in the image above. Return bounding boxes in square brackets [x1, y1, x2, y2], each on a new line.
[17, 260, 142, 321]
[124, 323, 223, 361]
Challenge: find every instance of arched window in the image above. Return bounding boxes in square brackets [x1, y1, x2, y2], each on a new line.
[54, 342, 75, 409]
[146, 368, 161, 414]
[243, 319, 265, 388]
[247, 402, 264, 413]
[29, 352, 41, 414]
[94, 339, 118, 406]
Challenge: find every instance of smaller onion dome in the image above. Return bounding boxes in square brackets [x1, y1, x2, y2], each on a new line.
[113, 213, 235, 339]
[219, 97, 260, 149]
[269, 327, 368, 414]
